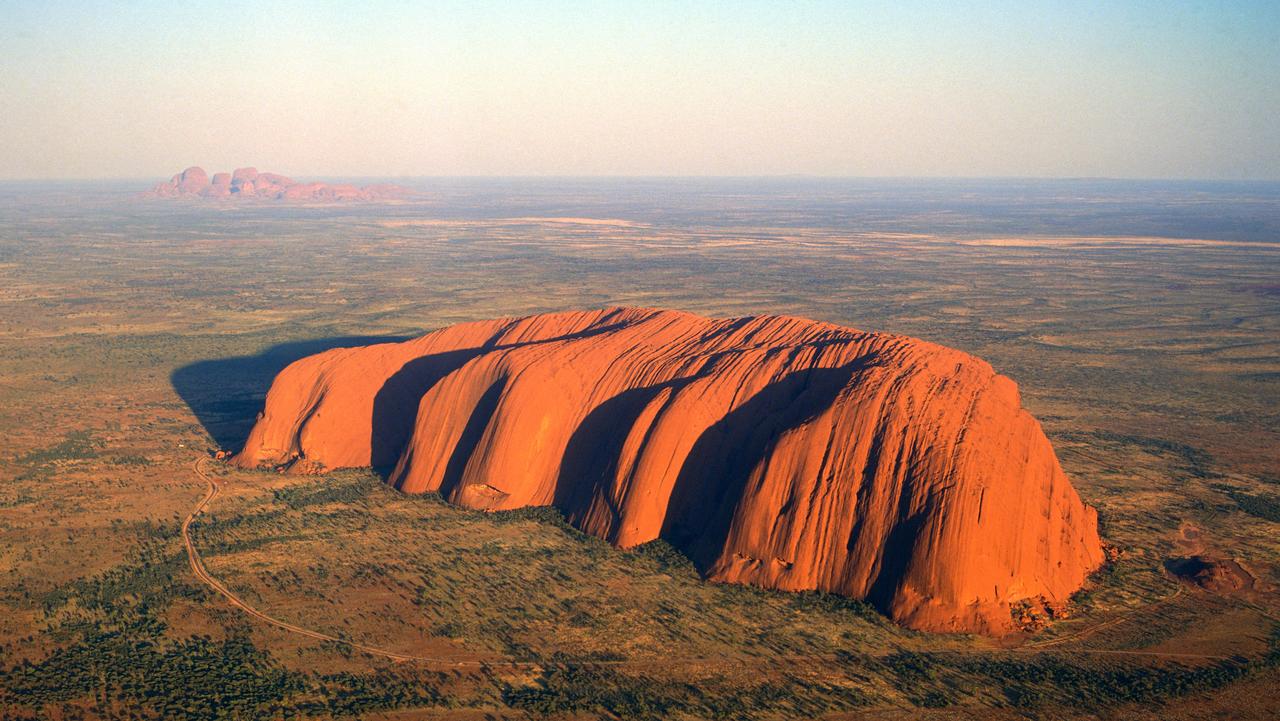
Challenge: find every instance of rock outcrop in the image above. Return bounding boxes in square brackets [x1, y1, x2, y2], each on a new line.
[145, 166, 411, 201]
[234, 308, 1104, 633]
[1166, 556, 1256, 594]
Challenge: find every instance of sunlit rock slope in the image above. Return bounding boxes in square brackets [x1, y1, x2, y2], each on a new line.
[234, 307, 1104, 633]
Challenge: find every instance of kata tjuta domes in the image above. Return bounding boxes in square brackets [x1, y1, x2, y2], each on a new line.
[233, 308, 1105, 634]
[145, 166, 411, 201]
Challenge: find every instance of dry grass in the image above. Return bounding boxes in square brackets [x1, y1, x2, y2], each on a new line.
[0, 187, 1277, 718]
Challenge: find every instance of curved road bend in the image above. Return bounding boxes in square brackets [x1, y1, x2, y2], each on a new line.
[183, 458, 487, 665]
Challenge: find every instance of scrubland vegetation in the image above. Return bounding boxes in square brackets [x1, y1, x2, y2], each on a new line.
[1, 181, 1277, 718]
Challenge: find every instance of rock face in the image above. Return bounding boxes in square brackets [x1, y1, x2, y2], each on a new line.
[234, 308, 1104, 633]
[145, 166, 411, 201]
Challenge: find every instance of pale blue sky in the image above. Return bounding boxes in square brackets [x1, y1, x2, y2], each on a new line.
[1, 1, 1277, 179]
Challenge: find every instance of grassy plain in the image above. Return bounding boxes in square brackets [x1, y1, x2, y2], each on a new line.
[0, 179, 1278, 719]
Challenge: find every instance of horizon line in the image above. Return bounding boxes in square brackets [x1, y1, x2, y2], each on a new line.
[4, 174, 1280, 184]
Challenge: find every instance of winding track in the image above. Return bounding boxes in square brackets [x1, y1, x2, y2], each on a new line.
[183, 457, 487, 666]
[181, 456, 1235, 666]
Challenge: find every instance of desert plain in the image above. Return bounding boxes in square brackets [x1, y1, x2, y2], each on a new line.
[0, 177, 1277, 720]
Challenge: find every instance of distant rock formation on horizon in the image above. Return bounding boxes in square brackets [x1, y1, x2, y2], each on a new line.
[144, 166, 412, 201]
[233, 307, 1105, 634]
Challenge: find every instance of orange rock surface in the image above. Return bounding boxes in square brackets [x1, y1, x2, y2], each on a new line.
[145, 166, 411, 200]
[235, 308, 1104, 633]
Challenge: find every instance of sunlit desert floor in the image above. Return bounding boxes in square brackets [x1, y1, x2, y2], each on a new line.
[1, 183, 1278, 719]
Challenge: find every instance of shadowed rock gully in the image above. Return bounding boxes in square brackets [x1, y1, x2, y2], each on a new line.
[372, 316, 637, 473]
[662, 366, 861, 570]
[371, 349, 487, 471]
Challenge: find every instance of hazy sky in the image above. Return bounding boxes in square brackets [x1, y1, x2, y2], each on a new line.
[2, 1, 1278, 179]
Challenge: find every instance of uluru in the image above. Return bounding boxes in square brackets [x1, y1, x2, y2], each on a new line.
[234, 307, 1105, 634]
[145, 166, 411, 201]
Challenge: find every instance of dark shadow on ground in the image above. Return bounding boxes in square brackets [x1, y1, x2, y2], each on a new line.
[171, 336, 411, 452]
[173, 313, 645, 472]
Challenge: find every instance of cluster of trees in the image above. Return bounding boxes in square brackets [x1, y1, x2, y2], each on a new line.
[1220, 487, 1280, 522]
[2, 525, 456, 720]
[10, 429, 103, 483]
[863, 641, 1280, 710]
[12, 430, 101, 467]
[502, 664, 871, 720]
[1063, 430, 1216, 479]
[10, 462, 1276, 720]
[270, 474, 382, 510]
[2, 627, 309, 719]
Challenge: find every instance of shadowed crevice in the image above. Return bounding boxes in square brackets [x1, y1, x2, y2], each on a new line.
[553, 378, 697, 537]
[370, 348, 487, 470]
[437, 379, 508, 500]
[660, 364, 863, 572]
[368, 316, 650, 476]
